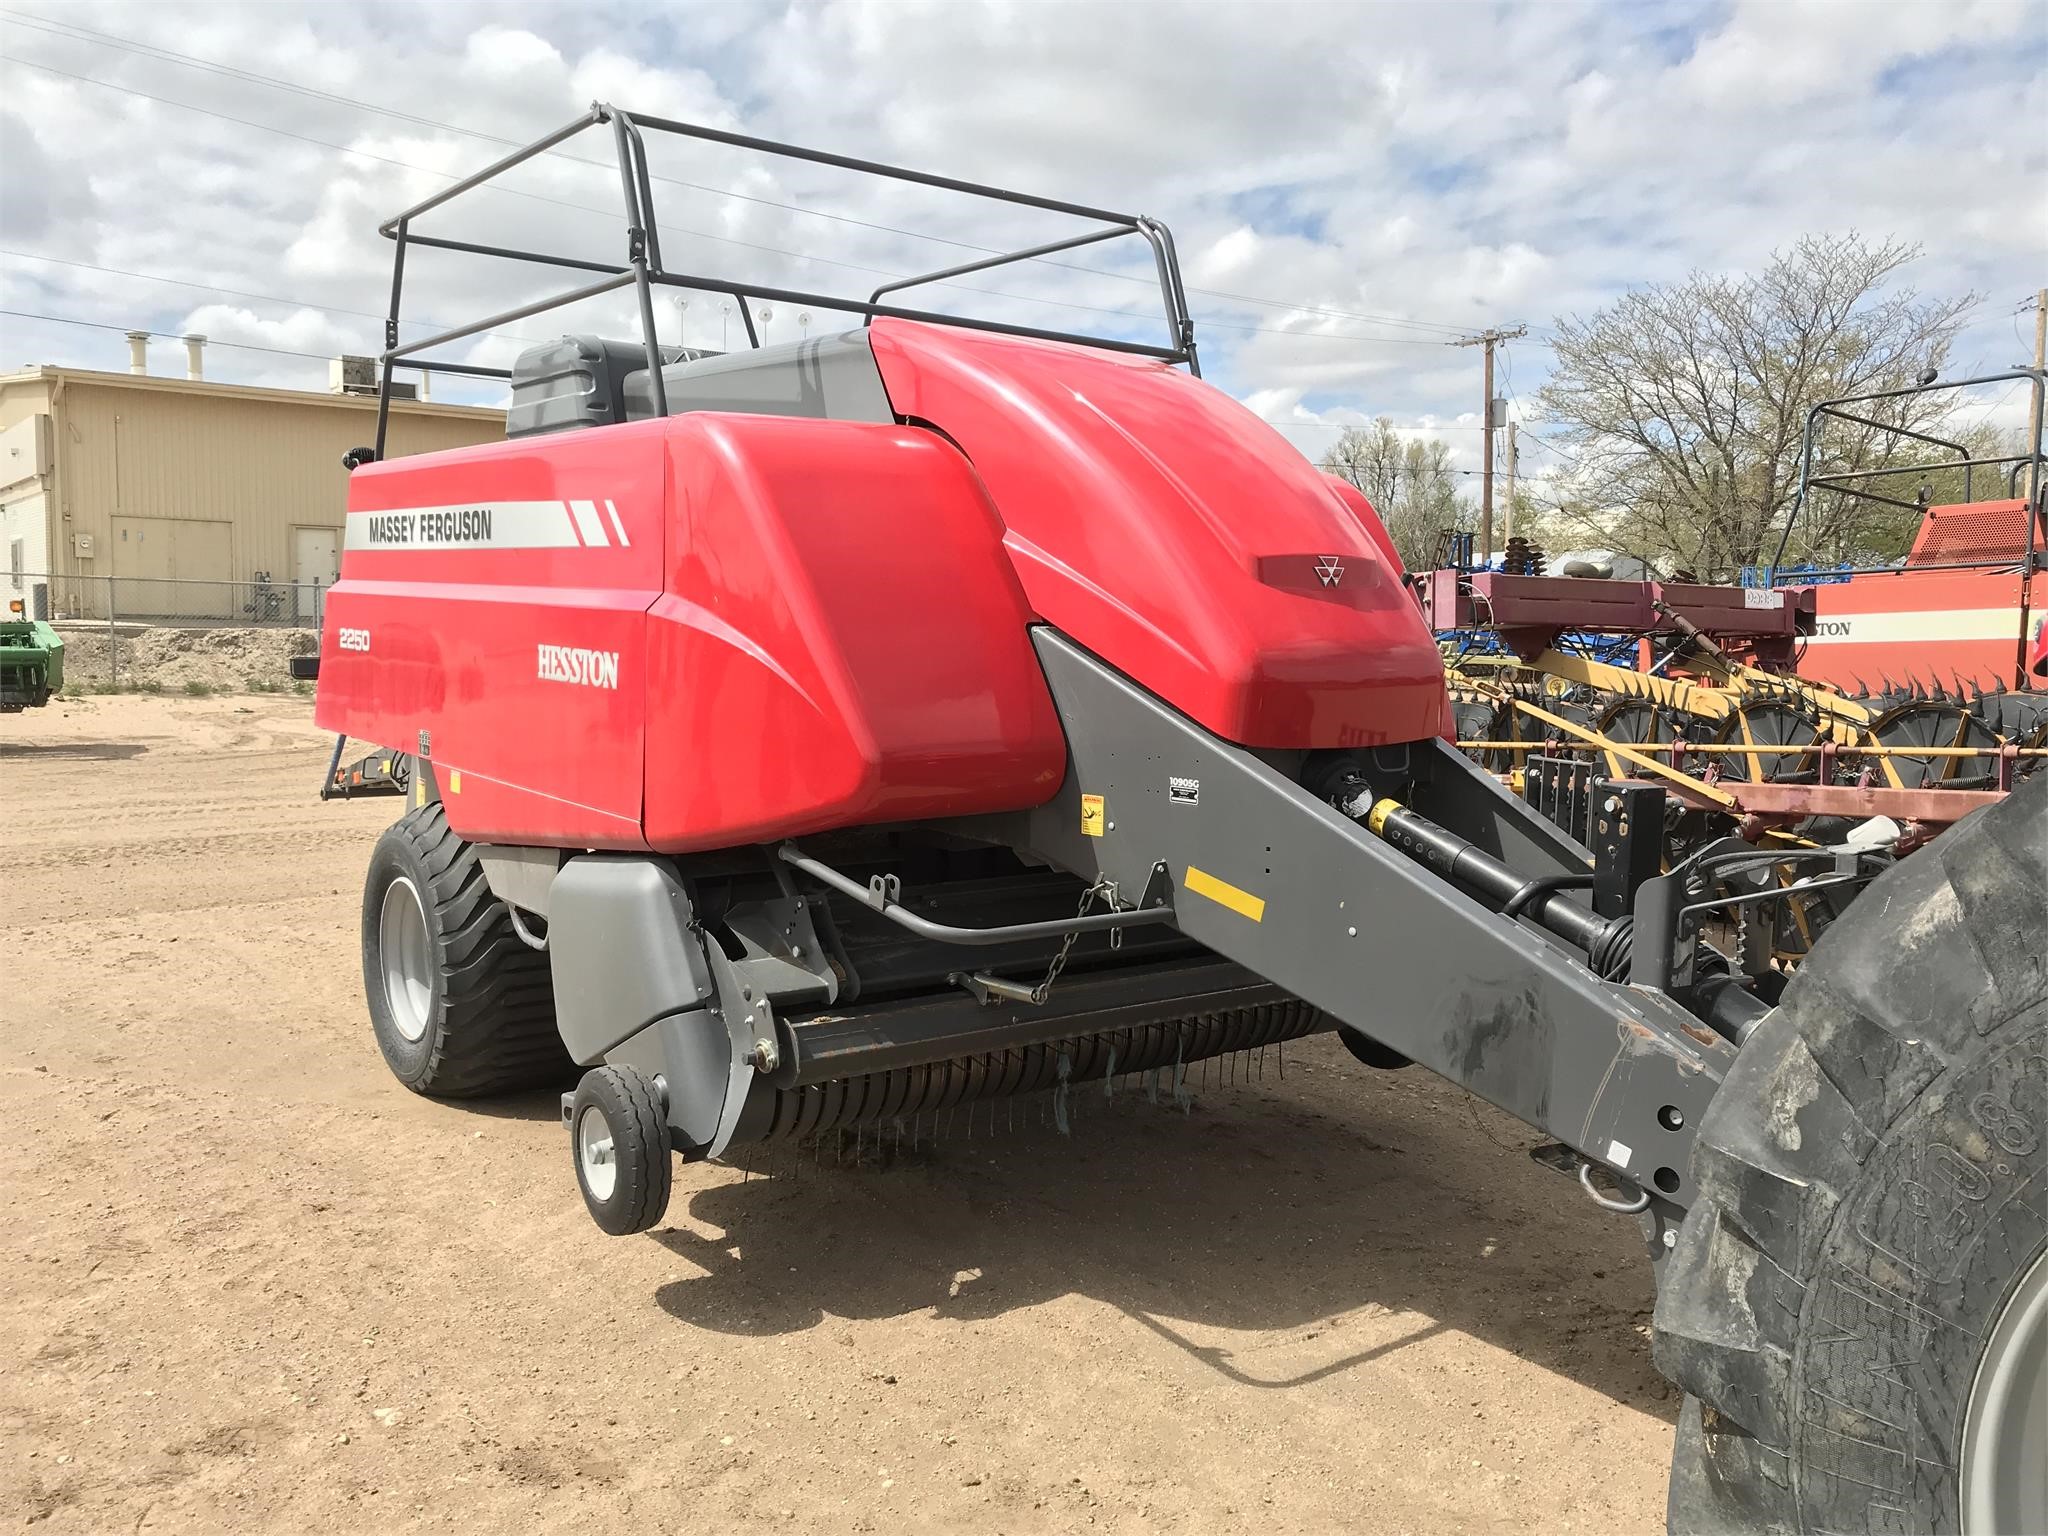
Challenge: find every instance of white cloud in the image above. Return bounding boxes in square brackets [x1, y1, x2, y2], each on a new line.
[0, 0, 2040, 469]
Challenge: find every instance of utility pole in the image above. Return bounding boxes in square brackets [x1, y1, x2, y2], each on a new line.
[1503, 420, 1518, 544]
[1455, 325, 1527, 562]
[2027, 287, 2046, 503]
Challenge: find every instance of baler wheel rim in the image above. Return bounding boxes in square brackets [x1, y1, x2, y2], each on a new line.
[575, 1102, 619, 1203]
[1961, 1244, 2048, 1536]
[378, 876, 435, 1044]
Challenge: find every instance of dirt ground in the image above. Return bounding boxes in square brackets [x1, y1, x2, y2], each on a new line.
[1, 694, 1677, 1534]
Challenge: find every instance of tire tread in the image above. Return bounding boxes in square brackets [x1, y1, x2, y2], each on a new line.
[367, 804, 567, 1098]
[1654, 775, 2048, 1535]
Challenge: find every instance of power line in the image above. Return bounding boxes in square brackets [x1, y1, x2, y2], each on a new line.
[0, 8, 1505, 341]
[3, 250, 385, 323]
[0, 248, 551, 347]
[0, 57, 1093, 289]
[1260, 417, 1492, 432]
[0, 309, 1490, 461]
[7, 56, 1477, 350]
[1, 13, 1138, 287]
[0, 252, 1466, 384]
[2, 57, 1488, 353]
[0, 55, 1183, 327]
[1194, 287, 1476, 335]
[1516, 431, 1586, 470]
[2, 306, 364, 363]
[3, 306, 1516, 472]
[1258, 418, 1498, 480]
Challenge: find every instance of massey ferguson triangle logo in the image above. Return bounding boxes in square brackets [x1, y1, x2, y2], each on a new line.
[1314, 555, 1346, 588]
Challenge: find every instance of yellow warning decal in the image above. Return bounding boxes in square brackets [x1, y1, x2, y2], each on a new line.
[448, 769, 463, 794]
[1080, 793, 1105, 837]
[1184, 865, 1265, 922]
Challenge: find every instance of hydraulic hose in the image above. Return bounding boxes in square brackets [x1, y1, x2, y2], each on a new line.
[1362, 798, 1634, 979]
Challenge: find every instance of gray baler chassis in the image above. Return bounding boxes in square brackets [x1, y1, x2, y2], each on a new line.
[529, 630, 1805, 1260]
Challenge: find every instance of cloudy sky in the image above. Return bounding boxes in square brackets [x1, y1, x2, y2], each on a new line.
[2, 0, 2043, 487]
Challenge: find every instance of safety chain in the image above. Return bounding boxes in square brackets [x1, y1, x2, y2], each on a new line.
[1029, 875, 1121, 1005]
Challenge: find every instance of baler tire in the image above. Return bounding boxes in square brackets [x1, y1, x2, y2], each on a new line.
[569, 1065, 672, 1237]
[1651, 772, 2047, 1535]
[360, 803, 570, 1098]
[1336, 1026, 1411, 1071]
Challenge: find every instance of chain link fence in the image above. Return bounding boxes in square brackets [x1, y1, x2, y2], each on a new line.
[6, 573, 323, 694]
[10, 572, 328, 627]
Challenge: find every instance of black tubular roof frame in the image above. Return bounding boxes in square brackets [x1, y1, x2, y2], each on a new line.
[1766, 367, 2047, 583]
[370, 103, 1201, 457]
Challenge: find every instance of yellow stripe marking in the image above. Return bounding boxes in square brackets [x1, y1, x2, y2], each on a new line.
[1184, 865, 1265, 922]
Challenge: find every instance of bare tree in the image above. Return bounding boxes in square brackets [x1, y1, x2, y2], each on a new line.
[1320, 418, 1470, 569]
[1321, 417, 1404, 508]
[1535, 235, 1977, 578]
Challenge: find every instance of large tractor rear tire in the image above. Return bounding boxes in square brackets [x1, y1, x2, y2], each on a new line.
[1653, 774, 2047, 1534]
[361, 803, 570, 1097]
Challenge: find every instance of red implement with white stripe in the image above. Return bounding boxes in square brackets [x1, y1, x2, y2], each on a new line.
[1794, 496, 2040, 693]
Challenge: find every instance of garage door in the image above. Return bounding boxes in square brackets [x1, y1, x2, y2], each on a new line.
[111, 517, 234, 619]
[111, 517, 233, 582]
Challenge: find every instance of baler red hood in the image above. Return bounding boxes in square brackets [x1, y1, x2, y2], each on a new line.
[867, 319, 1451, 749]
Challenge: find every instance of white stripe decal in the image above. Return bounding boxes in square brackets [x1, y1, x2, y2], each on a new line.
[1804, 607, 2020, 645]
[605, 499, 630, 547]
[344, 501, 584, 551]
[566, 499, 608, 547]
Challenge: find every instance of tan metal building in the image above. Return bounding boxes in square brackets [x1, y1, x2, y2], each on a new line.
[1, 360, 504, 620]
